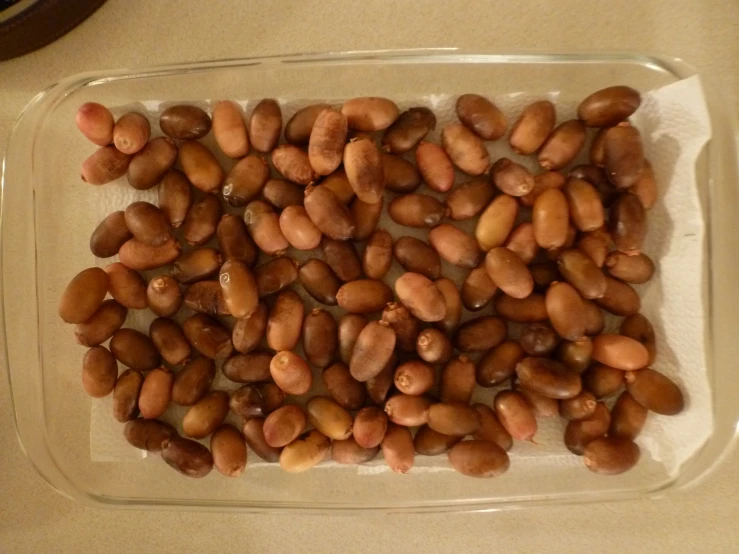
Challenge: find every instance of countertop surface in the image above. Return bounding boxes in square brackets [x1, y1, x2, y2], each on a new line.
[0, 1, 737, 552]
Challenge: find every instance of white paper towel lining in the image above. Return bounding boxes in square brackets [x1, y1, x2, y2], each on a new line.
[90, 76, 712, 477]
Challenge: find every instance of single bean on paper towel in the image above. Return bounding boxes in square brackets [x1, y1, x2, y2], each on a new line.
[61, 86, 684, 480]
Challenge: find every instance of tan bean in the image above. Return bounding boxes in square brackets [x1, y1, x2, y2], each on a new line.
[112, 369, 144, 422]
[515, 357, 582, 399]
[441, 123, 490, 175]
[473, 404, 513, 451]
[211, 100, 249, 158]
[249, 99, 282, 153]
[182, 391, 229, 439]
[476, 341, 523, 387]
[520, 170, 566, 208]
[610, 193, 647, 254]
[58, 267, 109, 324]
[383, 153, 421, 193]
[171, 248, 222, 284]
[484, 247, 533, 299]
[546, 282, 586, 340]
[429, 224, 482, 269]
[149, 317, 191, 366]
[218, 259, 258, 319]
[222, 352, 272, 384]
[366, 354, 397, 405]
[269, 351, 312, 395]
[509, 100, 556, 155]
[592, 334, 649, 371]
[595, 275, 641, 316]
[182, 195, 221, 246]
[255, 257, 298, 298]
[102, 262, 146, 310]
[434, 278, 462, 334]
[242, 418, 282, 462]
[620, 314, 656, 365]
[82, 346, 118, 398]
[299, 259, 341, 305]
[415, 141, 455, 192]
[493, 390, 537, 441]
[461, 265, 497, 311]
[303, 185, 355, 240]
[382, 107, 436, 153]
[90, 211, 132, 258]
[343, 138, 384, 204]
[454, 316, 507, 353]
[138, 367, 173, 419]
[183, 280, 229, 316]
[556, 337, 593, 374]
[564, 402, 611, 455]
[559, 391, 597, 421]
[353, 407, 388, 448]
[342, 97, 399, 131]
[320, 169, 355, 203]
[532, 188, 569, 250]
[583, 300, 606, 335]
[476, 194, 519, 251]
[272, 144, 319, 186]
[229, 383, 285, 417]
[263, 405, 308, 447]
[308, 108, 347, 176]
[285, 103, 331, 145]
[263, 178, 304, 209]
[362, 230, 394, 280]
[172, 357, 215, 406]
[279, 430, 331, 472]
[413, 425, 460, 456]
[77, 102, 114, 145]
[456, 94, 506, 140]
[307, 397, 353, 440]
[161, 436, 213, 478]
[146, 275, 182, 317]
[182, 314, 233, 361]
[222, 155, 269, 207]
[393, 236, 440, 279]
[232, 302, 268, 354]
[519, 324, 560, 356]
[350, 320, 396, 382]
[582, 364, 624, 399]
[578, 86, 641, 127]
[625, 368, 684, 415]
[337, 279, 394, 314]
[124, 419, 177, 452]
[81, 146, 131, 185]
[389, 193, 448, 228]
[384, 393, 431, 426]
[158, 170, 193, 229]
[395, 272, 447, 322]
[592, 127, 612, 167]
[538, 120, 587, 172]
[604, 125, 644, 189]
[109, 328, 160, 370]
[494, 293, 547, 323]
[243, 200, 289, 255]
[265, 290, 303, 351]
[210, 424, 247, 477]
[178, 140, 224, 194]
[393, 360, 435, 396]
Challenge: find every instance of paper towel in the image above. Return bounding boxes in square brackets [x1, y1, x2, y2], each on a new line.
[90, 76, 712, 477]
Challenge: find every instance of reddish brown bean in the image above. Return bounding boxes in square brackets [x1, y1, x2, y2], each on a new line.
[546, 282, 587, 340]
[269, 351, 312, 395]
[231, 302, 268, 354]
[263, 405, 308, 448]
[533, 188, 569, 250]
[429, 224, 482, 269]
[439, 355, 476, 403]
[454, 316, 507, 353]
[494, 390, 537, 441]
[146, 275, 182, 317]
[382, 153, 422, 193]
[491, 158, 534, 196]
[82, 346, 118, 398]
[212, 100, 249, 158]
[222, 352, 272, 384]
[605, 252, 655, 284]
[58, 267, 109, 324]
[556, 337, 593, 374]
[592, 334, 650, 370]
[351, 197, 384, 241]
[394, 236, 441, 279]
[82, 146, 131, 185]
[494, 293, 547, 323]
[381, 423, 414, 474]
[557, 249, 607, 300]
[112, 369, 144, 422]
[384, 394, 431, 427]
[445, 177, 494, 221]
[515, 357, 582, 400]
[417, 328, 453, 365]
[178, 140, 224, 194]
[104, 262, 147, 309]
[338, 313, 368, 365]
[350, 320, 396, 382]
[243, 200, 289, 255]
[183, 280, 229, 316]
[124, 419, 177, 452]
[582, 364, 625, 399]
[337, 279, 394, 314]
[584, 436, 640, 475]
[323, 362, 366, 410]
[610, 193, 647, 254]
[381, 302, 420, 352]
[578, 86, 641, 127]
[394, 360, 435, 395]
[353, 407, 388, 448]
[109, 328, 160, 371]
[363, 229, 394, 280]
[520, 170, 566, 208]
[342, 97, 399, 131]
[564, 178, 605, 232]
[171, 248, 222, 284]
[441, 123, 490, 175]
[509, 100, 556, 155]
[389, 193, 448, 228]
[604, 126, 645, 189]
[272, 144, 319, 185]
[595, 275, 641, 316]
[263, 178, 305, 209]
[484, 247, 534, 299]
[415, 141, 455, 193]
[138, 367, 173, 419]
[182, 314, 233, 361]
[610, 391, 648, 440]
[434, 278, 462, 334]
[366, 354, 397, 405]
[77, 102, 114, 145]
[559, 391, 597, 421]
[303, 185, 355, 240]
[249, 99, 282, 153]
[285, 103, 331, 145]
[476, 341, 523, 387]
[625, 368, 684, 415]
[519, 324, 560, 356]
[343, 138, 385, 204]
[473, 404, 513, 451]
[461, 265, 498, 311]
[182, 195, 221, 246]
[309, 108, 347, 176]
[113, 112, 150, 155]
[90, 211, 132, 258]
[620, 314, 657, 365]
[395, 272, 447, 322]
[242, 418, 282, 463]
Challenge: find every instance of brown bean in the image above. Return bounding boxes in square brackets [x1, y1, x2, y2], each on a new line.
[494, 293, 546, 323]
[338, 314, 369, 365]
[112, 369, 144, 422]
[441, 123, 490, 175]
[563, 178, 605, 232]
[394, 360, 435, 396]
[455, 94, 506, 140]
[252, 257, 297, 299]
[109, 328, 160, 370]
[308, 108, 348, 176]
[382, 107, 436, 153]
[564, 402, 611, 455]
[124, 419, 177, 452]
[284, 103, 331, 145]
[625, 368, 684, 415]
[263, 178, 305, 209]
[545, 224, 578, 260]
[319, 237, 361, 283]
[353, 407, 388, 448]
[520, 170, 566, 208]
[265, 290, 303, 351]
[331, 437, 379, 465]
[336, 279, 394, 314]
[299, 259, 341, 305]
[536, 119, 586, 170]
[242, 418, 282, 462]
[499, 224, 536, 266]
[211, 100, 249, 158]
[530, 261, 559, 291]
[111, 112, 150, 155]
[249, 99, 282, 153]
[509, 100, 556, 155]
[158, 170, 193, 229]
[279, 430, 331, 473]
[382, 153, 421, 193]
[417, 328, 453, 365]
[172, 357, 215, 406]
[302, 309, 338, 369]
[546, 282, 586, 340]
[493, 390, 537, 441]
[461, 266, 497, 311]
[70, 296, 120, 346]
[556, 337, 593, 374]
[243, 200, 288, 255]
[475, 194, 519, 251]
[343, 138, 384, 204]
[437, 355, 474, 404]
[182, 314, 233, 361]
[476, 341, 523, 387]
[321, 362, 365, 410]
[520, 324, 560, 356]
[178, 140, 224, 194]
[307, 397, 353, 440]
[560, 391, 597, 420]
[429, 224, 482, 269]
[263, 405, 308, 447]
[126, 137, 177, 190]
[159, 105, 210, 140]
[584, 436, 641, 474]
[431, 278, 461, 334]
[303, 185, 355, 240]
[104, 262, 147, 309]
[395, 272, 447, 322]
[473, 404, 513, 451]
[183, 280, 229, 316]
[58, 267, 109, 324]
[415, 141, 455, 192]
[222, 352, 272, 384]
[320, 169, 355, 203]
[229, 383, 285, 417]
[454, 316, 507, 353]
[342, 97, 399, 131]
[269, 351, 312, 395]
[210, 424, 247, 477]
[182, 391, 229, 439]
[149, 317, 191, 366]
[231, 302, 268, 354]
[138, 367, 173, 419]
[448, 440, 510, 478]
[82, 346, 118, 398]
[366, 354, 397, 405]
[592, 127, 611, 168]
[609, 391, 647, 440]
[384, 394, 432, 426]
[147, 275, 182, 317]
[444, 178, 493, 221]
[610, 193, 647, 254]
[580, 301, 605, 337]
[620, 314, 656, 365]
[222, 155, 269, 207]
[77, 102, 114, 145]
[516, 357, 582, 399]
[379, 302, 418, 352]
[161, 436, 213, 478]
[483, 247, 533, 299]
[182, 195, 221, 246]
[514, 383, 559, 417]
[393, 236, 440, 279]
[582, 364, 624, 399]
[604, 126, 644, 189]
[81, 146, 131, 185]
[272, 144, 319, 185]
[592, 334, 650, 371]
[389, 193, 448, 228]
[557, 249, 607, 300]
[90, 211, 132, 258]
[381, 424, 414, 474]
[532, 188, 569, 250]
[413, 425, 460, 456]
[219, 259, 258, 318]
[578, 86, 641, 127]
[119, 237, 181, 271]
[595, 275, 641, 316]
[605, 252, 655, 284]
[490, 158, 533, 197]
[350, 320, 396, 382]
[577, 227, 611, 267]
[362, 230, 393, 280]
[171, 248, 222, 284]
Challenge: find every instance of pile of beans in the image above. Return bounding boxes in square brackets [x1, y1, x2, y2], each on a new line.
[60, 86, 683, 479]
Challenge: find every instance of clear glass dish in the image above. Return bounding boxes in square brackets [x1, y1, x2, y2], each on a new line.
[3, 50, 739, 513]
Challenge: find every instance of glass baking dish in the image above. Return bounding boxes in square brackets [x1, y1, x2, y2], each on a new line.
[3, 50, 739, 513]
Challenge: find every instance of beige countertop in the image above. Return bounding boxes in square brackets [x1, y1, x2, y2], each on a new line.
[1, 0, 737, 552]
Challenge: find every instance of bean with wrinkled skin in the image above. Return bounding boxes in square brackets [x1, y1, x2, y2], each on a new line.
[556, 337, 593, 374]
[520, 170, 566, 208]
[299, 259, 341, 305]
[445, 177, 494, 220]
[516, 357, 582, 399]
[59, 267, 109, 324]
[112, 369, 144, 422]
[582, 364, 624, 399]
[484, 247, 533, 299]
[126, 137, 177, 190]
[178, 140, 224, 194]
[520, 324, 560, 356]
[222, 155, 270, 207]
[109, 328, 160, 370]
[229, 383, 285, 418]
[382, 153, 421, 193]
[578, 86, 641, 127]
[159, 105, 211, 140]
[429, 224, 482, 269]
[212, 100, 249, 158]
[303, 185, 355, 240]
[476, 340, 523, 387]
[604, 125, 644, 189]
[231, 303, 268, 354]
[380, 302, 419, 352]
[149, 317, 191, 366]
[342, 97, 399, 131]
[366, 354, 397, 405]
[144, 277, 181, 320]
[182, 314, 233, 361]
[343, 138, 384, 204]
[382, 107, 436, 153]
[270, 351, 312, 395]
[389, 193, 448, 228]
[279, 430, 331, 473]
[533, 188, 569, 250]
[538, 119, 586, 170]
[249, 99, 282, 153]
[584, 436, 640, 475]
[351, 197, 384, 241]
[605, 252, 655, 284]
[272, 144, 319, 185]
[494, 293, 548, 323]
[546, 282, 587, 340]
[90, 211, 132, 258]
[394, 360, 435, 396]
[395, 272, 447, 323]
[560, 391, 597, 421]
[210, 424, 247, 477]
[625, 368, 684, 415]
[509, 100, 556, 155]
[454, 316, 507, 353]
[448, 440, 510, 479]
[124, 419, 177, 452]
[494, 390, 537, 441]
[515, 383, 559, 417]
[254, 257, 298, 298]
[285, 103, 332, 145]
[350, 320, 396, 382]
[243, 200, 289, 255]
[242, 418, 282, 463]
[81, 146, 131, 185]
[610, 193, 647, 254]
[595, 275, 641, 316]
[222, 352, 272, 384]
[182, 195, 221, 246]
[323, 362, 366, 410]
[161, 436, 213, 478]
[138, 367, 173, 419]
[82, 346, 118, 398]
[172, 357, 215, 406]
[456, 94, 507, 140]
[393, 236, 441, 279]
[473, 404, 513, 451]
[158, 170, 193, 229]
[415, 142, 455, 193]
[362, 230, 393, 280]
[309, 108, 347, 176]
[263, 178, 304, 209]
[104, 262, 147, 309]
[557, 249, 607, 300]
[441, 123, 490, 175]
[381, 424, 414, 474]
[183, 280, 229, 316]
[336, 279, 394, 314]
[461, 265, 497, 311]
[77, 102, 114, 145]
[263, 405, 308, 448]
[303, 309, 337, 369]
[564, 402, 611, 455]
[182, 391, 230, 439]
[353, 407, 388, 449]
[320, 169, 355, 203]
[564, 178, 605, 232]
[171, 248, 222, 284]
[413, 425, 460, 456]
[476, 194, 519, 251]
